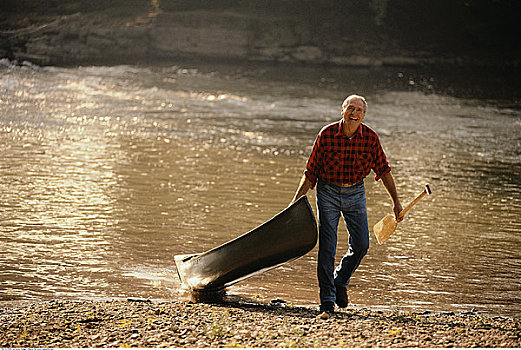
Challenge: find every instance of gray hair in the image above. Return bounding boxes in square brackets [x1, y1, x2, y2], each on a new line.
[342, 94, 367, 111]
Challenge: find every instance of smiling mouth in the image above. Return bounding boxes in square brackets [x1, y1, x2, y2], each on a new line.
[348, 117, 359, 121]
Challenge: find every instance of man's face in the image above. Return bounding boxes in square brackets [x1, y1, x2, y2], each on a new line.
[341, 98, 366, 127]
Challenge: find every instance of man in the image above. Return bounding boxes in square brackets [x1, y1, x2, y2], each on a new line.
[291, 94, 403, 313]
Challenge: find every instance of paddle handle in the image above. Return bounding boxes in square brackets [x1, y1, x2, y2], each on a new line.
[397, 184, 431, 219]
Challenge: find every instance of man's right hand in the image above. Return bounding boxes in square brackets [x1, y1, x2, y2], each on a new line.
[291, 175, 312, 206]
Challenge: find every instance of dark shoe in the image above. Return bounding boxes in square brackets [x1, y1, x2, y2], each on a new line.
[335, 285, 348, 308]
[319, 301, 335, 313]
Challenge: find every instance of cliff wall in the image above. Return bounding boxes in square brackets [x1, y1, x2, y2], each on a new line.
[1, 1, 519, 67]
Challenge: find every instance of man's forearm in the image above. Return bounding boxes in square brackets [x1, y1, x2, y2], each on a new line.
[381, 172, 399, 203]
[291, 174, 312, 204]
[380, 171, 403, 220]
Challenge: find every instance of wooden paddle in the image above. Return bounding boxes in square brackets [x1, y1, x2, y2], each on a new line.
[373, 184, 432, 244]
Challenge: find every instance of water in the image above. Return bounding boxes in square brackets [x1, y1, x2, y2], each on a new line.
[1, 58, 520, 317]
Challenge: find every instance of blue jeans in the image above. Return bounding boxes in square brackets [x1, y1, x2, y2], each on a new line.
[316, 179, 370, 304]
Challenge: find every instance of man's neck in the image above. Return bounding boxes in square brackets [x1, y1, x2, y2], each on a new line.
[343, 122, 360, 139]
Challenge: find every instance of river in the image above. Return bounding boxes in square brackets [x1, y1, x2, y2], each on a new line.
[1, 58, 520, 317]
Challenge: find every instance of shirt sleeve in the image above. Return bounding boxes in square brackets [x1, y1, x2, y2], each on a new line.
[372, 134, 391, 181]
[304, 133, 322, 189]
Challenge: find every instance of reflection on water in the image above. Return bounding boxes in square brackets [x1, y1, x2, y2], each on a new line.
[1, 59, 520, 317]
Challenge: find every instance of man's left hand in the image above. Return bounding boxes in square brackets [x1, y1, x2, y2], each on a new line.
[394, 203, 404, 223]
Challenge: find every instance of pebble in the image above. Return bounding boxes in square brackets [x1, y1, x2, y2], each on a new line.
[318, 311, 330, 320]
[0, 300, 519, 348]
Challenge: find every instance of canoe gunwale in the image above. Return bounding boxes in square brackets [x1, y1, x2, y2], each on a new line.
[175, 196, 317, 291]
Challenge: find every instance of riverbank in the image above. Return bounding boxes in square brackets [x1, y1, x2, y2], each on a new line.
[1, 298, 519, 348]
[2, 6, 519, 68]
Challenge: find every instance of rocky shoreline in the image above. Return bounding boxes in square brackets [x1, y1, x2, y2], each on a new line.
[1, 298, 520, 348]
[1, 9, 518, 68]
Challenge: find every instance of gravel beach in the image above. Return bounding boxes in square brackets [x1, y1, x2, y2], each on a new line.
[1, 298, 520, 348]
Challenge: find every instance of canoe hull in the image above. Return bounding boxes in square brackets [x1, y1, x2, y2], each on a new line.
[175, 196, 318, 291]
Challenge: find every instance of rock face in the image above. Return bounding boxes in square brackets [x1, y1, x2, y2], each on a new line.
[151, 12, 253, 60]
[1, 10, 428, 66]
[1, 3, 518, 67]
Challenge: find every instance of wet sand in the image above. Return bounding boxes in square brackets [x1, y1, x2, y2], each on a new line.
[1, 299, 519, 348]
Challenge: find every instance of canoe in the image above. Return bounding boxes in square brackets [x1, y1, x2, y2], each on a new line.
[175, 196, 318, 291]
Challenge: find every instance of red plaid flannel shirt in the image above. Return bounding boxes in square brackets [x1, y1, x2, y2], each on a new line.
[305, 120, 391, 189]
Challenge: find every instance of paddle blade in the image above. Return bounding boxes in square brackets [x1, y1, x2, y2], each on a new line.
[373, 214, 398, 244]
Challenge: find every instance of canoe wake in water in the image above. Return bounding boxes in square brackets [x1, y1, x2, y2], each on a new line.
[174, 196, 318, 293]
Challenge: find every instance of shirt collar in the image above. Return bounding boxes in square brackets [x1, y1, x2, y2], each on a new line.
[336, 119, 363, 139]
